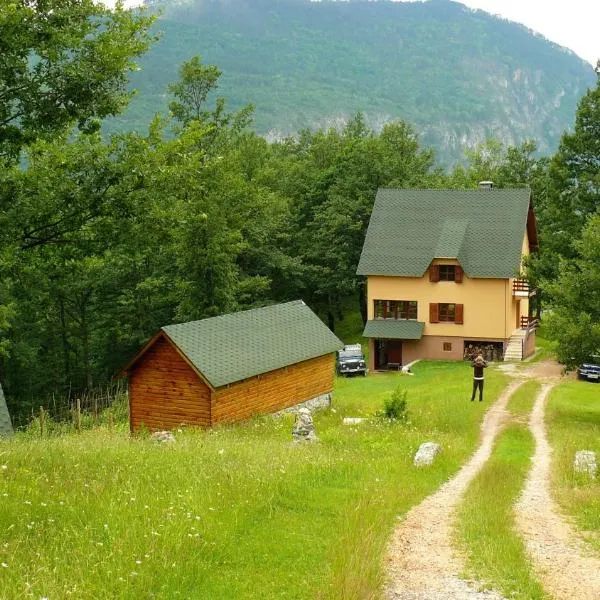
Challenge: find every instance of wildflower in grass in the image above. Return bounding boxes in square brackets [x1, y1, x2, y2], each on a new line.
[1, 465, 7, 470]
[1, 562, 8, 568]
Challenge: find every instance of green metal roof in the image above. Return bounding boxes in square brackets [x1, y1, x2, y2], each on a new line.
[363, 320, 425, 340]
[0, 383, 13, 436]
[162, 301, 343, 388]
[357, 188, 532, 278]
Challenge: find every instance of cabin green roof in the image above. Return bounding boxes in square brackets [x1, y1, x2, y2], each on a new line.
[363, 320, 425, 340]
[357, 188, 532, 278]
[161, 301, 343, 388]
[0, 383, 13, 436]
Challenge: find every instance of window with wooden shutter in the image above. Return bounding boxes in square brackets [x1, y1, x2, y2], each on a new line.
[455, 266, 463, 283]
[429, 265, 440, 282]
[429, 303, 439, 323]
[455, 304, 464, 324]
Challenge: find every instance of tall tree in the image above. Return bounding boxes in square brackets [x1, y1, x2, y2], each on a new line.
[544, 215, 600, 368]
[0, 0, 154, 161]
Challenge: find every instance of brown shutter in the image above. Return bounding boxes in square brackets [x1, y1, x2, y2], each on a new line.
[455, 304, 464, 324]
[429, 303, 439, 323]
[429, 265, 440, 282]
[455, 265, 463, 283]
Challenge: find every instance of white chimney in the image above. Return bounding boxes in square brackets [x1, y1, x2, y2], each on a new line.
[479, 181, 494, 190]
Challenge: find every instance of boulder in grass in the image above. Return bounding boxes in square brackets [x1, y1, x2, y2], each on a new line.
[292, 408, 317, 442]
[151, 430, 176, 444]
[414, 442, 441, 467]
[574, 450, 597, 478]
[343, 417, 366, 425]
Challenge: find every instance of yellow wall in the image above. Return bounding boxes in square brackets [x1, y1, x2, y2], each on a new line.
[368, 258, 518, 339]
[367, 227, 533, 342]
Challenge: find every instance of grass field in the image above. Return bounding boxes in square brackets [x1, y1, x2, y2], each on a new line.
[0, 361, 507, 600]
[456, 380, 546, 599]
[546, 380, 600, 553]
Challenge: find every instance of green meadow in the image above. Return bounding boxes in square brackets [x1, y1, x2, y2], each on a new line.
[0, 362, 506, 600]
[546, 380, 600, 553]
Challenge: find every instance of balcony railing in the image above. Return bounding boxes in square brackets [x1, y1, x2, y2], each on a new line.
[513, 278, 536, 297]
[520, 316, 539, 330]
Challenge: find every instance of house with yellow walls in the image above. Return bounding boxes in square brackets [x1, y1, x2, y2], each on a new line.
[356, 185, 538, 369]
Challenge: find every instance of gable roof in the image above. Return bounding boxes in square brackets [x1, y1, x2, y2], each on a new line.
[128, 301, 343, 389]
[357, 188, 533, 278]
[0, 383, 13, 436]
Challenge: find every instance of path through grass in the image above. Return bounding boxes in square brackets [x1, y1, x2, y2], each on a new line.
[456, 380, 547, 599]
[0, 362, 507, 599]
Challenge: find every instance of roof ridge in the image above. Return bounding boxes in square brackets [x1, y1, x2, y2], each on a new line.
[163, 299, 306, 331]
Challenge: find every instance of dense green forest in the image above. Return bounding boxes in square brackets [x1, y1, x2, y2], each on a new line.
[0, 0, 598, 422]
[105, 0, 597, 164]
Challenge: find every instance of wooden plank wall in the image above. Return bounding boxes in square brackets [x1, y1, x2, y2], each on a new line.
[129, 336, 211, 431]
[212, 354, 335, 425]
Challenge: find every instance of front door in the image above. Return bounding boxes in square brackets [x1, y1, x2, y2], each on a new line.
[387, 341, 403, 366]
[516, 300, 521, 329]
[375, 339, 387, 370]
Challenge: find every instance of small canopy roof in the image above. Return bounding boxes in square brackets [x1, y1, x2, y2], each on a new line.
[363, 320, 425, 340]
[125, 301, 343, 389]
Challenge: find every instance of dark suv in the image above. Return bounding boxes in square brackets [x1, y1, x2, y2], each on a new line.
[577, 363, 600, 383]
[336, 344, 367, 376]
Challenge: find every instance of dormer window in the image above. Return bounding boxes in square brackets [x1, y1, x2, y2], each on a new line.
[429, 264, 463, 283]
[439, 265, 456, 281]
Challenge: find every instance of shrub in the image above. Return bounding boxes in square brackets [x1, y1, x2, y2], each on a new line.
[382, 387, 408, 421]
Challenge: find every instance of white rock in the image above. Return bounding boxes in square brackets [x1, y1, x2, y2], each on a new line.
[151, 430, 176, 443]
[414, 442, 441, 467]
[574, 450, 597, 477]
[343, 417, 366, 425]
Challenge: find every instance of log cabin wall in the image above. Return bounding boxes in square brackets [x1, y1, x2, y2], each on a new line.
[129, 335, 211, 431]
[212, 353, 335, 425]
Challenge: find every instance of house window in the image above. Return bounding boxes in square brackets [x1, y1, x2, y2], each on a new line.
[374, 300, 417, 320]
[443, 342, 452, 352]
[430, 303, 464, 324]
[439, 265, 456, 281]
[429, 265, 463, 283]
[438, 303, 456, 322]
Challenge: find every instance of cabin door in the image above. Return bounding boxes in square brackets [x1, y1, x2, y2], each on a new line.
[516, 300, 521, 329]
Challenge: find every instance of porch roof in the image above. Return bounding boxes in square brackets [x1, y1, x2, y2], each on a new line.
[363, 320, 425, 340]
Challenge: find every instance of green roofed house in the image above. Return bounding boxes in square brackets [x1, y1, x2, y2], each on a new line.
[357, 185, 539, 369]
[0, 382, 13, 436]
[123, 300, 343, 431]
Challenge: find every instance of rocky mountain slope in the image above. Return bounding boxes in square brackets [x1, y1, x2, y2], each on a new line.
[110, 0, 596, 163]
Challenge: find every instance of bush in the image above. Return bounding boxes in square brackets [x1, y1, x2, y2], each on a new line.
[382, 387, 408, 421]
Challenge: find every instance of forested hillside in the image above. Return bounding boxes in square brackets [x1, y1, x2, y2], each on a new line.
[106, 0, 596, 163]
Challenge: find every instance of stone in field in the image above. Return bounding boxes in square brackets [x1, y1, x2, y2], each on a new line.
[151, 430, 176, 444]
[414, 442, 441, 467]
[574, 450, 597, 477]
[292, 408, 317, 442]
[343, 417, 366, 425]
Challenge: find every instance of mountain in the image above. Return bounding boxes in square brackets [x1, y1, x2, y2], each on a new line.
[109, 0, 596, 164]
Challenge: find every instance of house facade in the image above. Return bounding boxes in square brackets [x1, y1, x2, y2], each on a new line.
[357, 187, 538, 369]
[123, 301, 343, 431]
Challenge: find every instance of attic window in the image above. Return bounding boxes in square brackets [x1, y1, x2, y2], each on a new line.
[439, 265, 456, 281]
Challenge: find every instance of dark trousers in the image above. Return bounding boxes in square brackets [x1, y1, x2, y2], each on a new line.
[471, 379, 484, 401]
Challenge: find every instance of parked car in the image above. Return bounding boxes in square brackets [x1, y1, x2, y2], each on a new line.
[577, 363, 600, 383]
[336, 344, 367, 376]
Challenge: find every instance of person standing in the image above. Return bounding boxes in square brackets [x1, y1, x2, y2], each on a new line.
[471, 354, 487, 401]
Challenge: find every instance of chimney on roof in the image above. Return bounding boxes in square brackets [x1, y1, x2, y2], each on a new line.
[479, 181, 494, 190]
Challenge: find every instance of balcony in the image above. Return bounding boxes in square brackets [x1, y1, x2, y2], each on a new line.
[513, 278, 536, 298]
[520, 316, 539, 330]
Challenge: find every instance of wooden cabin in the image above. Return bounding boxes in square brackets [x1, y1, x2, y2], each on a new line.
[123, 300, 343, 431]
